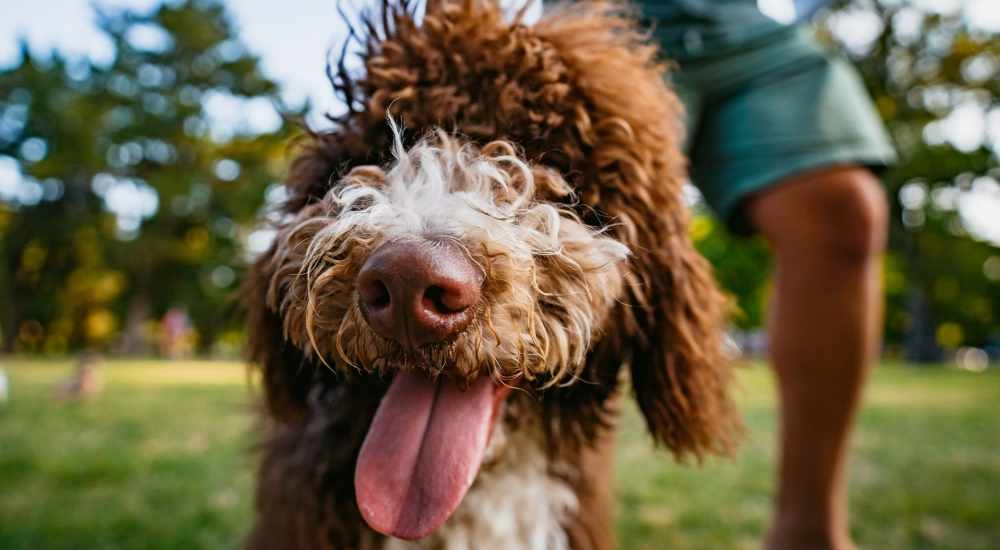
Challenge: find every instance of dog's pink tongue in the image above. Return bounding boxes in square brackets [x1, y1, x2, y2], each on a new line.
[355, 371, 498, 540]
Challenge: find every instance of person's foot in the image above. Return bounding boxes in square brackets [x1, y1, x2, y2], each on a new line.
[765, 524, 858, 550]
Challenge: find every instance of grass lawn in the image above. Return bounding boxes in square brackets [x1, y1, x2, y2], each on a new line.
[1, 359, 997, 549]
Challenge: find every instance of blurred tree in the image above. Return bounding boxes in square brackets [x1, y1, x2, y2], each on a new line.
[2, 0, 996, 359]
[691, 211, 772, 331]
[0, 0, 297, 355]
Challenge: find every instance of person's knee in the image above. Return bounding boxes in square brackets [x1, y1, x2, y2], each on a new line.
[812, 169, 888, 261]
[751, 166, 889, 264]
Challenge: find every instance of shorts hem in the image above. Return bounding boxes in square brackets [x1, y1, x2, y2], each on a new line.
[710, 148, 896, 235]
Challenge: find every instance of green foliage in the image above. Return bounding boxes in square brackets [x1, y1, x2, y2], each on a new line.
[1, 359, 997, 548]
[0, 0, 298, 354]
[691, 214, 771, 329]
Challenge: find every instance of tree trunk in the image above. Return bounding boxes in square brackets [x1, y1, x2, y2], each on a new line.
[0, 252, 20, 354]
[901, 229, 942, 364]
[117, 286, 152, 356]
[904, 285, 941, 363]
[1, 299, 17, 354]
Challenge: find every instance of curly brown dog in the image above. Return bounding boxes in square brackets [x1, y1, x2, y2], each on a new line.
[243, 2, 740, 549]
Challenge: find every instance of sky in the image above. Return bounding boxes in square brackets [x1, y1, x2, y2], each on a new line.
[1, 0, 997, 115]
[0, 0, 998, 246]
[0, 0, 542, 127]
[0, 0, 350, 128]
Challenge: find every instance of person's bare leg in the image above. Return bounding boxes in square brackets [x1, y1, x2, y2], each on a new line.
[746, 166, 888, 550]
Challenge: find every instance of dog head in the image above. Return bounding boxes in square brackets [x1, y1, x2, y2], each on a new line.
[270, 125, 628, 388]
[261, 125, 628, 538]
[244, 1, 739, 543]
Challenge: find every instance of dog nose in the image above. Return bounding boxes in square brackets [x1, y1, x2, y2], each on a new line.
[357, 240, 482, 347]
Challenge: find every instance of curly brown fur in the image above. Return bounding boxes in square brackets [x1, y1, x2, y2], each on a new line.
[247, 377, 386, 550]
[243, 2, 740, 548]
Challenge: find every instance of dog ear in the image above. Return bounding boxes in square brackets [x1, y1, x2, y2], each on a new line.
[532, 4, 742, 460]
[242, 132, 361, 422]
[243, 246, 314, 423]
[243, 91, 388, 419]
[621, 230, 741, 460]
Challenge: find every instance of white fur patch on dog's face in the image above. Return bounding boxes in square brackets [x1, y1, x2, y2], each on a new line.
[267, 122, 629, 387]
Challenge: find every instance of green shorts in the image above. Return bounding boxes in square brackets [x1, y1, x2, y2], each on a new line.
[669, 27, 897, 234]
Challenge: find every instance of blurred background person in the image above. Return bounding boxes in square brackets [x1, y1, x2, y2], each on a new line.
[53, 350, 104, 401]
[159, 306, 194, 360]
